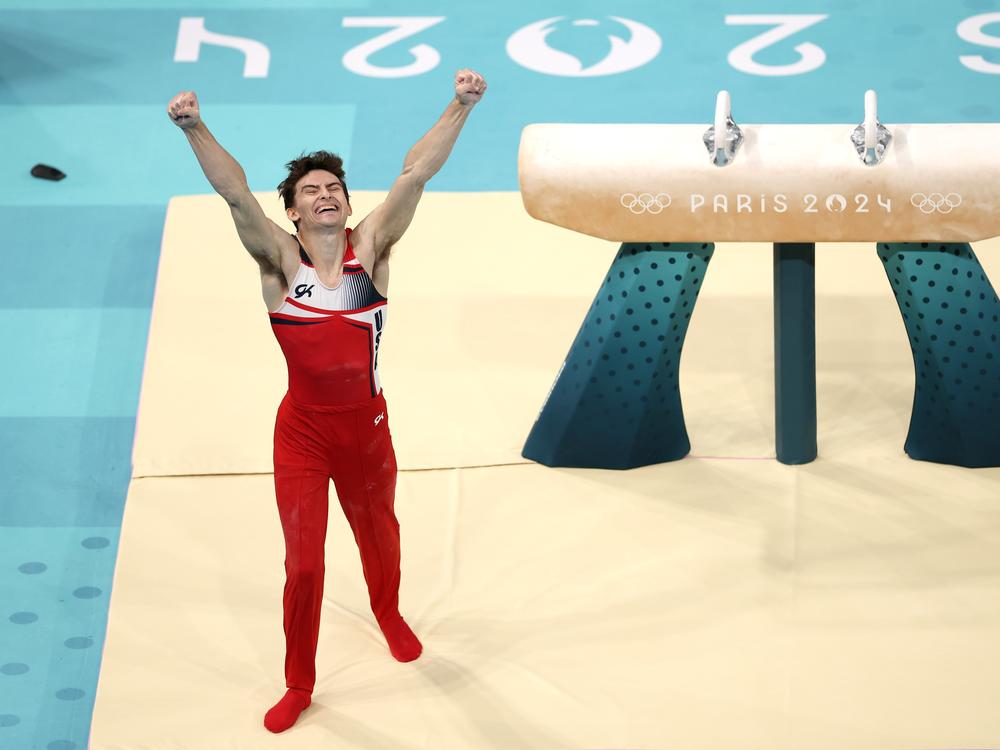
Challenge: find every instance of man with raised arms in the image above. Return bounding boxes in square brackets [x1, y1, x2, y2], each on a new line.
[167, 68, 487, 733]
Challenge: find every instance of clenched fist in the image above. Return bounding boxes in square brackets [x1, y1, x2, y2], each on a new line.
[167, 91, 201, 129]
[454, 69, 487, 107]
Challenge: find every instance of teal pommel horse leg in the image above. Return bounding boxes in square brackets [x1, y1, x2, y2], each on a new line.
[774, 243, 818, 464]
[522, 242, 714, 469]
[877, 241, 1000, 467]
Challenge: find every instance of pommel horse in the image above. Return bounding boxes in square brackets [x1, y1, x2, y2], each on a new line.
[520, 92, 1000, 469]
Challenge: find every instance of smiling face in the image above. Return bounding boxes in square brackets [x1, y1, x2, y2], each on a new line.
[286, 169, 353, 230]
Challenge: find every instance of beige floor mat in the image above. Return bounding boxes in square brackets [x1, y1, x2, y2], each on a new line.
[94, 191, 1000, 749]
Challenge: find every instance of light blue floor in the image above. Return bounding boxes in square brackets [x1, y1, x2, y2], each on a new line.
[2, 1, 999, 747]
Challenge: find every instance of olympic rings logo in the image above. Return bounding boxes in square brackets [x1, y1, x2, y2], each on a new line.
[620, 192, 672, 214]
[910, 192, 962, 214]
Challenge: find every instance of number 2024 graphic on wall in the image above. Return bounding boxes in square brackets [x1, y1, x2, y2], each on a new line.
[174, 14, 1000, 79]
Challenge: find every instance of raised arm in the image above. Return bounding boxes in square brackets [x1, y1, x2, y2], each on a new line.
[356, 69, 487, 256]
[167, 91, 288, 274]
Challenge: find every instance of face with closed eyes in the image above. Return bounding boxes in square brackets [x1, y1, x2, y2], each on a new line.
[286, 169, 352, 230]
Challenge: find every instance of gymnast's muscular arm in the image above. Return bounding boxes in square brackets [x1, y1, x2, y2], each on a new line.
[353, 69, 487, 269]
[167, 91, 295, 300]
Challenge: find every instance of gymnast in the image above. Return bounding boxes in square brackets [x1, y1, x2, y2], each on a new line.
[167, 68, 487, 733]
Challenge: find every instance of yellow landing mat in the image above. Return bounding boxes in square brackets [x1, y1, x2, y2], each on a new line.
[132, 189, 1000, 477]
[100, 194, 1000, 748]
[92, 462, 1000, 750]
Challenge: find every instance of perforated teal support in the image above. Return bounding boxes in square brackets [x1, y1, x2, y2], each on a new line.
[878, 242, 1000, 468]
[523, 242, 713, 469]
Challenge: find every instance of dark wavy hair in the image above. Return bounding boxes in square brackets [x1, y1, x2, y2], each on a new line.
[277, 150, 350, 228]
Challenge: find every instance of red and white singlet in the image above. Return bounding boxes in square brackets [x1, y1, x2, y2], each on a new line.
[269, 228, 387, 406]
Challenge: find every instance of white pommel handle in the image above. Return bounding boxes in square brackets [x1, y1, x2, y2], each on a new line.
[864, 89, 878, 149]
[715, 90, 731, 151]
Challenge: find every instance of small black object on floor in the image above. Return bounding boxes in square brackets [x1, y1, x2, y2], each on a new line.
[31, 164, 66, 181]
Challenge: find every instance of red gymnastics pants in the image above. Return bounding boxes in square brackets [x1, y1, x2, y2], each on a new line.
[272, 391, 400, 693]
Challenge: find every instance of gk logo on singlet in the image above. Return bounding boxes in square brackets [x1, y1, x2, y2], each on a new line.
[294, 284, 314, 299]
[373, 310, 384, 369]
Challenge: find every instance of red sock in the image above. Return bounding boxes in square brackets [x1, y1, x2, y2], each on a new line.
[263, 688, 311, 733]
[378, 615, 423, 662]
